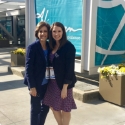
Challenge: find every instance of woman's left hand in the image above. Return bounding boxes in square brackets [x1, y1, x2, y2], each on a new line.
[61, 87, 67, 99]
[61, 84, 68, 99]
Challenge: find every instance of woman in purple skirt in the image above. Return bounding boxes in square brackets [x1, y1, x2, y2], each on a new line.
[43, 22, 77, 125]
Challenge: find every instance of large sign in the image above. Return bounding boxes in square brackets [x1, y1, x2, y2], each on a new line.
[35, 0, 83, 56]
[96, 0, 125, 65]
[89, 0, 125, 74]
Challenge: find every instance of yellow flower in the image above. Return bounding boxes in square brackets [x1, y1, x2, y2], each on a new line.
[11, 48, 26, 56]
[119, 67, 125, 73]
[97, 64, 125, 79]
[118, 63, 125, 69]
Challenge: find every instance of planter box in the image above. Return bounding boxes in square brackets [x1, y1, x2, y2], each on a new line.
[0, 40, 10, 47]
[11, 53, 25, 66]
[99, 75, 125, 106]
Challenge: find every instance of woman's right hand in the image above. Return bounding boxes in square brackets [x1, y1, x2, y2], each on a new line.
[29, 87, 37, 97]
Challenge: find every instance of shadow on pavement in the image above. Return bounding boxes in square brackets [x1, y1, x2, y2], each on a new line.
[0, 72, 12, 76]
[0, 52, 10, 55]
[0, 56, 10, 59]
[86, 99, 125, 109]
[0, 79, 26, 91]
[0, 59, 10, 66]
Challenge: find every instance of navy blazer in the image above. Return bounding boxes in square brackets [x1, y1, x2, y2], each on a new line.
[23, 40, 50, 93]
[51, 41, 77, 90]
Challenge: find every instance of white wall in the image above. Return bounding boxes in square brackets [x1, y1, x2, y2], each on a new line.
[25, 0, 36, 48]
[82, 0, 91, 71]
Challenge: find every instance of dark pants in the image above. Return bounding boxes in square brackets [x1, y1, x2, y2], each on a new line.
[30, 84, 49, 125]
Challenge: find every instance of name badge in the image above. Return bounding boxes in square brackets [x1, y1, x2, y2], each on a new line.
[50, 67, 55, 79]
[45, 67, 49, 79]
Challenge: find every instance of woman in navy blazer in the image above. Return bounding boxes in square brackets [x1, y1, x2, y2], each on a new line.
[24, 22, 50, 125]
[43, 22, 77, 125]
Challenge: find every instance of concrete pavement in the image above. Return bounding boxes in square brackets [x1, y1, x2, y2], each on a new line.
[1, 48, 125, 125]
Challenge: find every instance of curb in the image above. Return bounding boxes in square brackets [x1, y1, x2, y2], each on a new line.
[75, 71, 99, 82]
[8, 66, 99, 102]
[73, 88, 99, 102]
[8, 66, 25, 78]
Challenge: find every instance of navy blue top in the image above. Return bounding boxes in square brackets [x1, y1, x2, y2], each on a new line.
[23, 40, 50, 94]
[42, 49, 49, 85]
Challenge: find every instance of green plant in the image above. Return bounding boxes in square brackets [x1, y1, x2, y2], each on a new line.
[11, 48, 26, 56]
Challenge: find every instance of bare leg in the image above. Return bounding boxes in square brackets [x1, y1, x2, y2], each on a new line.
[50, 107, 63, 125]
[62, 111, 71, 125]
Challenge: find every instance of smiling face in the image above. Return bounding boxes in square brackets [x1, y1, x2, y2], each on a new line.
[38, 26, 48, 42]
[52, 25, 63, 42]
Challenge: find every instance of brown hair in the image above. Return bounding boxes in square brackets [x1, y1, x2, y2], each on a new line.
[49, 22, 67, 49]
[35, 21, 50, 39]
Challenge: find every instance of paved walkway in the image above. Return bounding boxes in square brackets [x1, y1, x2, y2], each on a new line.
[0, 48, 125, 125]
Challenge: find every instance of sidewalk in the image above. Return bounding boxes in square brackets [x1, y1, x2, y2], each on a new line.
[0, 48, 125, 125]
[8, 66, 99, 102]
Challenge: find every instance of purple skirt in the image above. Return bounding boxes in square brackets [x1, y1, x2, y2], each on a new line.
[43, 80, 77, 112]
